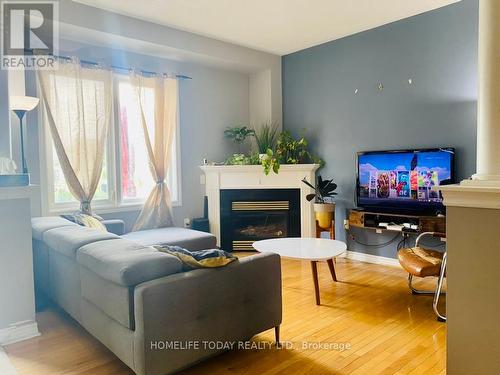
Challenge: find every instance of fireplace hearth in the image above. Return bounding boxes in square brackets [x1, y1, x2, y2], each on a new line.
[221, 189, 301, 251]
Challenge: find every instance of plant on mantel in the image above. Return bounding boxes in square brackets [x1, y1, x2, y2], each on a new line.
[274, 131, 324, 166]
[224, 124, 324, 175]
[223, 126, 255, 153]
[224, 153, 260, 166]
[254, 123, 279, 155]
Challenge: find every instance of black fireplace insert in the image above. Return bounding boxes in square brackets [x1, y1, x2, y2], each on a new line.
[220, 189, 301, 251]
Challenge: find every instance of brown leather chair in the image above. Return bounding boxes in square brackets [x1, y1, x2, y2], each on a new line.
[398, 232, 447, 322]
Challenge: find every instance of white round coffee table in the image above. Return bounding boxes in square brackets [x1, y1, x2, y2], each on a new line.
[253, 238, 347, 305]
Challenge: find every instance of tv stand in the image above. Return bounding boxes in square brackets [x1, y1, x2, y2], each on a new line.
[348, 209, 446, 234]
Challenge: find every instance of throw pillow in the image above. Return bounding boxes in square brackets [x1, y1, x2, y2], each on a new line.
[61, 213, 107, 232]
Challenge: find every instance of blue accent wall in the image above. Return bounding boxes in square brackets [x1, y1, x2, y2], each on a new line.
[282, 0, 478, 258]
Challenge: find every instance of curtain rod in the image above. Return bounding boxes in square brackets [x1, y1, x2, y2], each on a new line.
[54, 54, 193, 80]
[28, 49, 192, 80]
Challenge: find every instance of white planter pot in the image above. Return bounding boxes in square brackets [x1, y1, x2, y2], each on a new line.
[313, 203, 335, 213]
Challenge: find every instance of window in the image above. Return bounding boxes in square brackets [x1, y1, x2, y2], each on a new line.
[51, 149, 110, 204]
[118, 81, 155, 202]
[117, 80, 179, 204]
[42, 74, 181, 213]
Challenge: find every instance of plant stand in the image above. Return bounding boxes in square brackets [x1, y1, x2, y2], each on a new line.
[314, 218, 338, 282]
[315, 219, 335, 240]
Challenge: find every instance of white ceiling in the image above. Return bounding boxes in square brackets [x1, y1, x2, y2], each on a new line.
[74, 0, 460, 55]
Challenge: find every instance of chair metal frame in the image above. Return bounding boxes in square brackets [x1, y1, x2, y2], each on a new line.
[405, 232, 447, 322]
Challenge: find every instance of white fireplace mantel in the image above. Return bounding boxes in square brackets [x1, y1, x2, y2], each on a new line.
[200, 164, 320, 246]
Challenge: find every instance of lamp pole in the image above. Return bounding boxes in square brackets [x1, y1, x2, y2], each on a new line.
[9, 96, 39, 176]
[13, 110, 28, 174]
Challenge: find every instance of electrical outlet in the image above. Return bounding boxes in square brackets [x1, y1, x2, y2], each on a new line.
[343, 219, 349, 230]
[183, 218, 191, 228]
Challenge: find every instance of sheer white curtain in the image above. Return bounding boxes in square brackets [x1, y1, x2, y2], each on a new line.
[38, 60, 112, 215]
[130, 73, 178, 231]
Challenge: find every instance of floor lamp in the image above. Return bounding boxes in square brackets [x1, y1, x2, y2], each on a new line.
[9, 96, 40, 175]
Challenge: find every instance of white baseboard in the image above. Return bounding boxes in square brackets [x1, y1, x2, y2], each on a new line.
[0, 347, 17, 375]
[341, 250, 401, 267]
[0, 320, 40, 346]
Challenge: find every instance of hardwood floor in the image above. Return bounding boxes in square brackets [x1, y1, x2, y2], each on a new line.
[4, 256, 446, 375]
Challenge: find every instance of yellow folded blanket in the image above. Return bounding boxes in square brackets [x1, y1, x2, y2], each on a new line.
[155, 245, 237, 269]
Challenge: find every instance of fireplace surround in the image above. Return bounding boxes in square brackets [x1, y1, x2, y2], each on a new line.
[200, 164, 320, 247]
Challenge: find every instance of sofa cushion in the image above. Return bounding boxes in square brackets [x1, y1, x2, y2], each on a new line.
[122, 227, 217, 251]
[44, 226, 119, 259]
[32, 216, 78, 241]
[77, 239, 183, 287]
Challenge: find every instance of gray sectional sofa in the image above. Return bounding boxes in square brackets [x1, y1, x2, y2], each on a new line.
[31, 217, 282, 375]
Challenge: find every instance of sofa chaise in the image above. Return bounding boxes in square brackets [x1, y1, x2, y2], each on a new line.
[31, 217, 282, 375]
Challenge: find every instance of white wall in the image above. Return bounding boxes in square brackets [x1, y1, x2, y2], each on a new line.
[447, 205, 500, 374]
[55, 1, 282, 124]
[0, 2, 282, 229]
[249, 69, 272, 126]
[25, 39, 252, 229]
[0, 70, 11, 159]
[0, 188, 38, 345]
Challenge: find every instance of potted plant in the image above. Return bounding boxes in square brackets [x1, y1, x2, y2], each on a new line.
[258, 131, 324, 175]
[224, 126, 255, 153]
[254, 123, 279, 160]
[302, 176, 338, 230]
[225, 153, 261, 166]
[275, 131, 324, 166]
[261, 149, 280, 175]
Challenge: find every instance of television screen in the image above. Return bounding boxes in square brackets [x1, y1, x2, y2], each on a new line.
[356, 148, 455, 213]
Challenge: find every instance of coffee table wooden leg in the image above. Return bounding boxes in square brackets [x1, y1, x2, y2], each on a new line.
[310, 261, 321, 305]
[327, 259, 338, 282]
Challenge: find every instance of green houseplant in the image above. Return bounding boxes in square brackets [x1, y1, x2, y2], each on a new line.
[254, 123, 279, 157]
[261, 149, 280, 175]
[275, 131, 324, 166]
[224, 126, 255, 153]
[225, 153, 260, 166]
[257, 131, 324, 174]
[221, 128, 324, 176]
[302, 175, 338, 229]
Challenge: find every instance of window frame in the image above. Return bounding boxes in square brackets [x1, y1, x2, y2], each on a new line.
[39, 72, 182, 216]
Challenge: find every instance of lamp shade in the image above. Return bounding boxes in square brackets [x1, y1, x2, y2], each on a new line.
[10, 96, 39, 112]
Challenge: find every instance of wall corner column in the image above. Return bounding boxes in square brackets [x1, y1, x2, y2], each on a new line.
[474, 0, 500, 181]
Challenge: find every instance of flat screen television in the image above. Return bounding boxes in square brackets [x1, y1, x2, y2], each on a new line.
[356, 148, 455, 214]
